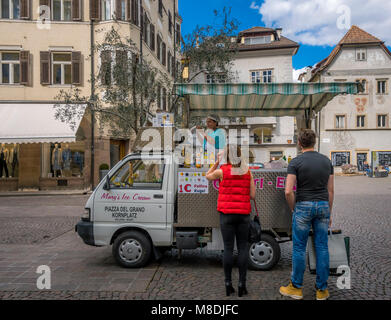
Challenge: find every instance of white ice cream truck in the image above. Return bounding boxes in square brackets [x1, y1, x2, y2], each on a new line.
[75, 82, 362, 270]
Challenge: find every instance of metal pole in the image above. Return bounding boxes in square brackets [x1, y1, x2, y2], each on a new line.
[90, 20, 95, 189]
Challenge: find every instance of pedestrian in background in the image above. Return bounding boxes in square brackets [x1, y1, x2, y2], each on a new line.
[206, 144, 256, 297]
[280, 129, 334, 300]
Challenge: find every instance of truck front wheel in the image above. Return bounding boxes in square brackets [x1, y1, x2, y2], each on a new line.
[248, 233, 281, 271]
[112, 231, 152, 268]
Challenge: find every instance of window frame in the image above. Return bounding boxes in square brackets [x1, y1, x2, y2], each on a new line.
[244, 35, 272, 45]
[376, 79, 388, 95]
[356, 115, 366, 128]
[335, 114, 347, 129]
[108, 157, 166, 190]
[250, 69, 273, 84]
[0, 0, 20, 19]
[0, 51, 20, 85]
[52, 0, 72, 21]
[355, 78, 368, 94]
[356, 48, 367, 61]
[51, 51, 72, 85]
[101, 0, 113, 21]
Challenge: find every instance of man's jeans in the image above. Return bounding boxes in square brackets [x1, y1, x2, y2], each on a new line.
[291, 201, 330, 290]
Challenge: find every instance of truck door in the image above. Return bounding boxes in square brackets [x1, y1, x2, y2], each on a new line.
[93, 156, 167, 227]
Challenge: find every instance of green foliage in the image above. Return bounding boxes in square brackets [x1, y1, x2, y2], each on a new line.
[99, 163, 109, 170]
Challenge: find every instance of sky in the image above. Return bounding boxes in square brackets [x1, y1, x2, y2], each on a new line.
[178, 0, 391, 80]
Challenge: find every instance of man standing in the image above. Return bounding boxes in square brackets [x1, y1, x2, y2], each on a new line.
[280, 129, 334, 300]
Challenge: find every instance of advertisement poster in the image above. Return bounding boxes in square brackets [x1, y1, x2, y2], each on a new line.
[178, 172, 209, 194]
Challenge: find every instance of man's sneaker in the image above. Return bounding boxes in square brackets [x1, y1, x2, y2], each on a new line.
[316, 289, 330, 300]
[279, 282, 303, 300]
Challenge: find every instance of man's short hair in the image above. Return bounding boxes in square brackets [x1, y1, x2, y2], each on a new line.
[206, 114, 220, 125]
[298, 129, 316, 148]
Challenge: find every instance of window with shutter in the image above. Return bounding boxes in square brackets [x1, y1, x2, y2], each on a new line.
[100, 50, 111, 85]
[40, 51, 51, 85]
[20, 50, 29, 85]
[157, 35, 161, 61]
[71, 51, 82, 85]
[162, 42, 166, 66]
[20, 0, 30, 19]
[175, 23, 181, 45]
[90, 0, 100, 20]
[150, 24, 155, 51]
[115, 0, 121, 19]
[167, 51, 171, 73]
[72, 0, 81, 20]
[126, 0, 130, 20]
[168, 10, 172, 34]
[39, 0, 51, 22]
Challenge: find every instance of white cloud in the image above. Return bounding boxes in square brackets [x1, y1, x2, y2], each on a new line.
[292, 67, 307, 82]
[250, 0, 391, 46]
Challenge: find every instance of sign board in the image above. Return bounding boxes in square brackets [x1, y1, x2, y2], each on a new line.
[322, 138, 330, 143]
[152, 112, 174, 127]
[178, 171, 209, 194]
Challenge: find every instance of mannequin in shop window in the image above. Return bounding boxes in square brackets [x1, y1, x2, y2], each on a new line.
[0, 143, 9, 178]
[7, 143, 18, 178]
[51, 144, 63, 177]
[62, 143, 72, 177]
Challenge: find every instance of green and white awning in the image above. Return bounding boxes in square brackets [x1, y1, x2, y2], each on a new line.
[175, 82, 363, 117]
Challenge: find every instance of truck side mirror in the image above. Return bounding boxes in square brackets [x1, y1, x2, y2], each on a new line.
[103, 174, 111, 190]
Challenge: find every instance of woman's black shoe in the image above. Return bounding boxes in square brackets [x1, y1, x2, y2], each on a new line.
[225, 283, 235, 296]
[238, 284, 248, 297]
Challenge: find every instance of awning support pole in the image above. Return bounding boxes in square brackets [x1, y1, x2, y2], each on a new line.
[183, 95, 190, 128]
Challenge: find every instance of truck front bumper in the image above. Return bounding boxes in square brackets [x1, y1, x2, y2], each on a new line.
[75, 220, 96, 246]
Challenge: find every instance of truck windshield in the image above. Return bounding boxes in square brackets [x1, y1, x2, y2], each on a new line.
[109, 158, 164, 189]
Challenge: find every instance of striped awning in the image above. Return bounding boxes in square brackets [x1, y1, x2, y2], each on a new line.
[175, 82, 363, 117]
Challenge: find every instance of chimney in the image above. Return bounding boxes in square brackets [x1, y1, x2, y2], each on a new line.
[276, 28, 282, 40]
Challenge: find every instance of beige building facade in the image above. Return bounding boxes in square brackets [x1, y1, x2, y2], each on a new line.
[0, 0, 181, 191]
[306, 26, 391, 172]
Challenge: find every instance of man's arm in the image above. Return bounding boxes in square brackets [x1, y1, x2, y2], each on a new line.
[285, 174, 296, 212]
[328, 174, 334, 227]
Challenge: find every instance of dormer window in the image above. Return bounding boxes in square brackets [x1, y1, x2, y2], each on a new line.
[356, 48, 367, 61]
[244, 35, 271, 45]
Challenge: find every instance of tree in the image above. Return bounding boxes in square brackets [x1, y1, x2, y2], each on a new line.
[54, 8, 240, 143]
[54, 26, 171, 147]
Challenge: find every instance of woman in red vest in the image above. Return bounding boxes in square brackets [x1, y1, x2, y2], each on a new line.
[206, 144, 256, 297]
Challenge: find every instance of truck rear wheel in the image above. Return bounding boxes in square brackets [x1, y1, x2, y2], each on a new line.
[112, 231, 152, 268]
[248, 233, 281, 271]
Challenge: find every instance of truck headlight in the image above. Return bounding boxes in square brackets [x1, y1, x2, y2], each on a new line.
[82, 208, 91, 221]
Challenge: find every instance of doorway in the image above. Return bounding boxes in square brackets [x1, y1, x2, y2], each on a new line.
[357, 153, 367, 171]
[110, 140, 127, 169]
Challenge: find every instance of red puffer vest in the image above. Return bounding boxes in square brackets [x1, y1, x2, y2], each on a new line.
[217, 164, 251, 214]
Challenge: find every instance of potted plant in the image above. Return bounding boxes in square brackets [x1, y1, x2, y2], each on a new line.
[99, 163, 110, 182]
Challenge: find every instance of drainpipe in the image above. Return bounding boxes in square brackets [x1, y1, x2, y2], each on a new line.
[173, 0, 177, 82]
[90, 20, 95, 190]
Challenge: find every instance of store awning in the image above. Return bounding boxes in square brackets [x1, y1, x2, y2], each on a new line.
[0, 103, 87, 144]
[175, 82, 363, 117]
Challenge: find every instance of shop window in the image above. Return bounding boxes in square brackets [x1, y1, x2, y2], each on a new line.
[270, 151, 283, 161]
[52, 0, 71, 21]
[41, 143, 85, 178]
[1, 0, 20, 19]
[331, 151, 350, 167]
[52, 52, 71, 85]
[377, 114, 388, 128]
[0, 143, 19, 178]
[0, 52, 20, 84]
[109, 158, 164, 189]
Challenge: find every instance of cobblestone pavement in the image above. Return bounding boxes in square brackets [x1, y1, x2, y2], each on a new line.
[0, 176, 390, 300]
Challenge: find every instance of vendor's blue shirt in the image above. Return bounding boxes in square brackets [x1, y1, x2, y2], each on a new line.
[203, 128, 226, 151]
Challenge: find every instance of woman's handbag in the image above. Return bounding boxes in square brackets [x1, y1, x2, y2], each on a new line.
[248, 200, 262, 243]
